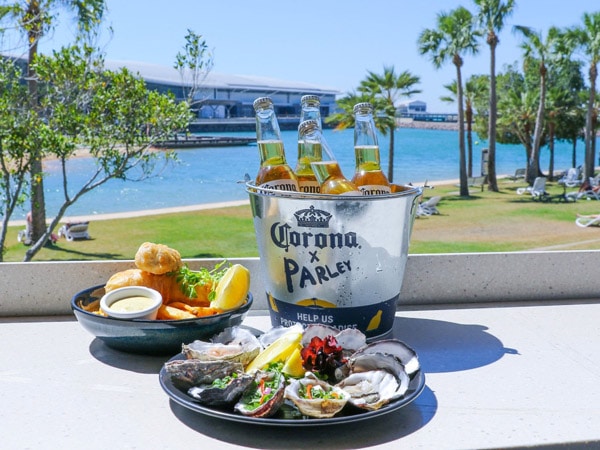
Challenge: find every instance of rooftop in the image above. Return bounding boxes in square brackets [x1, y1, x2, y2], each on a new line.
[104, 59, 341, 95]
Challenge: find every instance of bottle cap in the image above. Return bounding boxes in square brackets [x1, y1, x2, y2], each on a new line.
[298, 119, 319, 135]
[353, 102, 373, 115]
[253, 97, 273, 111]
[301, 95, 320, 107]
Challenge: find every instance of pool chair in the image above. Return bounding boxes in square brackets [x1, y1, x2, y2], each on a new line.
[58, 221, 91, 241]
[419, 196, 442, 216]
[575, 214, 600, 228]
[516, 177, 549, 201]
[558, 167, 583, 188]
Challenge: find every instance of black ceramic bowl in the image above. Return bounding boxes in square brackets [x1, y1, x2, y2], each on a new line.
[71, 284, 253, 355]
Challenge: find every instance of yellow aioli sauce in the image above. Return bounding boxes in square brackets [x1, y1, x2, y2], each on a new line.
[109, 295, 156, 312]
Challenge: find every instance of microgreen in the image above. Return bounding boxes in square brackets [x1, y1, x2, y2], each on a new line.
[174, 260, 230, 299]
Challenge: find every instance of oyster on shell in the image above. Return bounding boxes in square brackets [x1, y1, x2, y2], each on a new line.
[164, 359, 243, 391]
[336, 352, 410, 411]
[350, 339, 420, 376]
[188, 372, 254, 406]
[284, 372, 350, 418]
[182, 326, 261, 367]
[234, 370, 286, 418]
[301, 324, 367, 357]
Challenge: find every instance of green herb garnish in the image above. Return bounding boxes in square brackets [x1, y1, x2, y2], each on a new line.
[174, 260, 229, 299]
[211, 372, 238, 389]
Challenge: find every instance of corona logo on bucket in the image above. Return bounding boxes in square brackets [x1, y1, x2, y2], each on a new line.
[247, 184, 421, 339]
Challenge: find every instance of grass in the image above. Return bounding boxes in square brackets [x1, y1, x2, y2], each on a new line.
[4, 177, 600, 262]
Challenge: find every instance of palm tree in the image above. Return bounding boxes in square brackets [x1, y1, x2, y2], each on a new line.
[473, 0, 515, 192]
[418, 7, 481, 196]
[570, 12, 600, 180]
[357, 66, 421, 182]
[3, 0, 106, 247]
[513, 25, 564, 185]
[441, 77, 487, 177]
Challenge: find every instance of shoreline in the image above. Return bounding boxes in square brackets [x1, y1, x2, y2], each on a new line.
[7, 179, 463, 227]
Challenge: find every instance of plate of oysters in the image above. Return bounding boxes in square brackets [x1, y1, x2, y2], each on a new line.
[159, 323, 425, 426]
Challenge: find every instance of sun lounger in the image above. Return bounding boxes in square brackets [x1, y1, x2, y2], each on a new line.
[575, 215, 600, 227]
[516, 177, 549, 201]
[58, 222, 91, 241]
[506, 168, 526, 181]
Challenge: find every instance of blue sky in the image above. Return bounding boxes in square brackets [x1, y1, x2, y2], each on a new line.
[9, 0, 600, 112]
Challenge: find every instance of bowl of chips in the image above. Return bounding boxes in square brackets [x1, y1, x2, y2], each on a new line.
[71, 242, 253, 355]
[72, 285, 253, 355]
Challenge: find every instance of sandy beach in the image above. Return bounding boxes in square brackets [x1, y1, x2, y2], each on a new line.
[7, 199, 251, 227]
[7, 178, 462, 228]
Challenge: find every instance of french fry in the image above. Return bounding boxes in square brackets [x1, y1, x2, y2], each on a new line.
[156, 304, 196, 320]
[168, 302, 222, 318]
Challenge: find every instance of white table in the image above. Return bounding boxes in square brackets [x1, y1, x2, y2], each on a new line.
[3, 300, 600, 449]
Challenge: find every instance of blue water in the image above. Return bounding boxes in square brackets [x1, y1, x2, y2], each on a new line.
[26, 128, 588, 220]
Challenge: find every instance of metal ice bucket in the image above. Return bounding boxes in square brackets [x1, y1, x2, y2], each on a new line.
[246, 183, 422, 339]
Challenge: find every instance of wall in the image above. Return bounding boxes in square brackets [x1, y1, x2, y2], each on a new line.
[2, 250, 599, 317]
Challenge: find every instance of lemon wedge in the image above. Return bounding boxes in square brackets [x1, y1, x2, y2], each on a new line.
[211, 264, 250, 311]
[246, 331, 302, 374]
[282, 347, 305, 378]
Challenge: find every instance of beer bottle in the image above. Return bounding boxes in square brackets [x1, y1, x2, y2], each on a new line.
[296, 119, 322, 193]
[351, 102, 391, 195]
[300, 120, 360, 195]
[253, 97, 299, 191]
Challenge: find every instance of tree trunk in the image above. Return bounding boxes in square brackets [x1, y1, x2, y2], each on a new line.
[527, 63, 546, 185]
[584, 64, 597, 179]
[487, 39, 498, 191]
[466, 105, 473, 178]
[387, 125, 395, 183]
[572, 136, 577, 168]
[548, 122, 555, 180]
[26, 2, 47, 249]
[455, 60, 468, 197]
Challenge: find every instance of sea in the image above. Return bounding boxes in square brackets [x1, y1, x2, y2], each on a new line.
[25, 127, 589, 220]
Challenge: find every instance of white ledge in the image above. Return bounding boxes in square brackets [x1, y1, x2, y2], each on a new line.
[2, 250, 598, 316]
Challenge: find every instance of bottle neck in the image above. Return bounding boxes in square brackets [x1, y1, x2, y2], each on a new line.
[300, 108, 322, 128]
[256, 108, 282, 142]
[355, 145, 382, 170]
[354, 114, 378, 147]
[311, 161, 343, 184]
[258, 140, 287, 166]
[297, 138, 323, 161]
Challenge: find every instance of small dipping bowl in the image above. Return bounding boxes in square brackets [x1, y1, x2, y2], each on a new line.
[100, 286, 162, 320]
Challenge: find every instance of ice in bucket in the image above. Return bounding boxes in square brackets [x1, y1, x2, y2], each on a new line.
[246, 185, 422, 339]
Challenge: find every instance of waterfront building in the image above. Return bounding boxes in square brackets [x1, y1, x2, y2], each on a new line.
[105, 60, 340, 131]
[2, 54, 339, 132]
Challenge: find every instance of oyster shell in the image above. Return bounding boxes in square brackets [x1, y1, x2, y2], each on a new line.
[182, 326, 261, 367]
[284, 372, 350, 418]
[336, 352, 410, 411]
[234, 370, 286, 418]
[351, 339, 420, 376]
[302, 324, 366, 357]
[188, 372, 254, 406]
[336, 368, 406, 411]
[164, 359, 243, 391]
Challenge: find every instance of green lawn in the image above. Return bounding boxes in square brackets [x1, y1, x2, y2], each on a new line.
[4, 178, 600, 262]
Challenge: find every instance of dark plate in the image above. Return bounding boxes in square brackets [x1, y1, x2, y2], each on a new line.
[159, 353, 425, 426]
[71, 285, 253, 355]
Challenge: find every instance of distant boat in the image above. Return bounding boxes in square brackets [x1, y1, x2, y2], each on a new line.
[153, 135, 256, 149]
